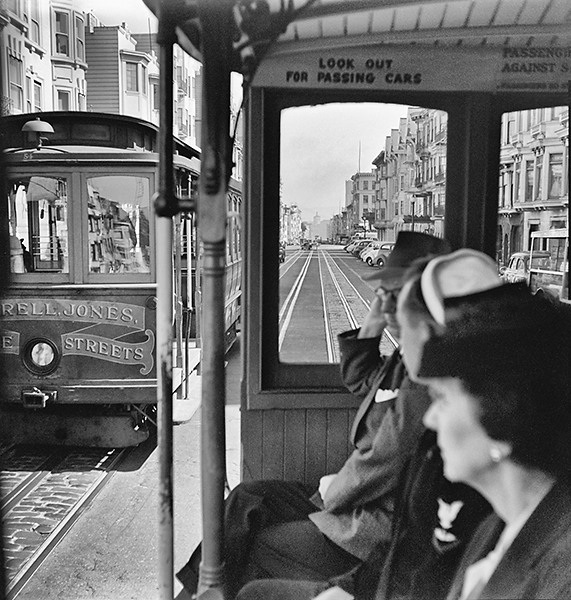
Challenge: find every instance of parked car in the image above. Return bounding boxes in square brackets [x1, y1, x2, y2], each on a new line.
[499, 252, 530, 283]
[352, 240, 373, 256]
[360, 242, 384, 265]
[344, 240, 359, 252]
[499, 250, 550, 284]
[372, 242, 396, 268]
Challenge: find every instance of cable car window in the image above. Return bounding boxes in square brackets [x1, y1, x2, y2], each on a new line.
[86, 175, 151, 274]
[278, 102, 447, 364]
[8, 176, 69, 274]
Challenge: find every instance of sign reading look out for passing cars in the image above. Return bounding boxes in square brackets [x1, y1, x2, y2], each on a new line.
[252, 45, 571, 93]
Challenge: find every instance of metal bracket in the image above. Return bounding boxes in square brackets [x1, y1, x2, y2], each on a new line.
[21, 387, 56, 408]
[154, 193, 196, 217]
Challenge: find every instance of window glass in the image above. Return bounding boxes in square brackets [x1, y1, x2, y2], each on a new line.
[87, 176, 151, 274]
[152, 83, 159, 109]
[30, 0, 40, 44]
[55, 11, 69, 56]
[34, 81, 42, 111]
[524, 160, 533, 201]
[513, 162, 520, 202]
[9, 55, 23, 111]
[548, 153, 563, 198]
[26, 76, 31, 112]
[535, 159, 543, 200]
[7, 0, 21, 16]
[75, 15, 85, 62]
[126, 63, 138, 92]
[57, 90, 70, 111]
[8, 177, 69, 274]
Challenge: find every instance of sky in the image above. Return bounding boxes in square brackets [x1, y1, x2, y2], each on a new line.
[76, 0, 158, 33]
[281, 103, 409, 221]
[76, 2, 410, 222]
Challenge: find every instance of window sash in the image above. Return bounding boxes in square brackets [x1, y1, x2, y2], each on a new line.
[55, 12, 70, 56]
[57, 90, 70, 111]
[29, 0, 40, 44]
[548, 153, 563, 198]
[126, 63, 139, 92]
[34, 81, 42, 111]
[75, 16, 85, 62]
[9, 55, 23, 110]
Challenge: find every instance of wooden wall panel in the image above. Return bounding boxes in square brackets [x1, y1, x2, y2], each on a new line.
[304, 410, 328, 486]
[325, 409, 353, 475]
[261, 410, 286, 480]
[241, 409, 263, 481]
[241, 407, 357, 489]
[284, 410, 307, 482]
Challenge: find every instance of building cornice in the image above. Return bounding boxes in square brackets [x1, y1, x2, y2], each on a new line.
[120, 49, 151, 65]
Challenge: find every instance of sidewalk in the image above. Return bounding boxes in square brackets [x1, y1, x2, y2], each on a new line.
[173, 403, 241, 598]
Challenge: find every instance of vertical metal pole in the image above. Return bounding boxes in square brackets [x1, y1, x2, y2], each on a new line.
[157, 215, 174, 600]
[175, 213, 183, 371]
[0, 98, 9, 600]
[156, 5, 176, 599]
[196, 1, 234, 598]
[567, 82, 570, 300]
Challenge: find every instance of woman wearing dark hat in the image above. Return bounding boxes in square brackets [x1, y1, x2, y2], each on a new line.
[397, 251, 571, 599]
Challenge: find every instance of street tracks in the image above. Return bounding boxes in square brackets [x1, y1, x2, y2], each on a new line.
[1, 445, 128, 599]
[278, 248, 397, 362]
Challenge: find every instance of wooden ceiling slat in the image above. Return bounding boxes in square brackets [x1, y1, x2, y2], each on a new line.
[146, 0, 571, 58]
[279, 0, 571, 47]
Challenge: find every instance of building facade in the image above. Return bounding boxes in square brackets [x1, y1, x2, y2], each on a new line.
[280, 202, 302, 245]
[346, 171, 377, 237]
[498, 106, 569, 264]
[1, 0, 244, 181]
[1, 0, 87, 115]
[334, 104, 567, 256]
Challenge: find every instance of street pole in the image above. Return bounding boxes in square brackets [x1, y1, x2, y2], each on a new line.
[411, 200, 415, 232]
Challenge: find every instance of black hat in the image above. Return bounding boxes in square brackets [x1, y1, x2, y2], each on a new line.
[417, 283, 567, 378]
[363, 231, 451, 283]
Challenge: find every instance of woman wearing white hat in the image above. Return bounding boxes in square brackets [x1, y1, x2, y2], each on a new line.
[397, 251, 571, 599]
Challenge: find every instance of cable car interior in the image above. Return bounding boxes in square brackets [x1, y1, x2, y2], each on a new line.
[1, 1, 569, 598]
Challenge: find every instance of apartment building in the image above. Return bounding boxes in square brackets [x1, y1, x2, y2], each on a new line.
[498, 106, 569, 263]
[1, 1, 244, 181]
[347, 170, 377, 236]
[345, 104, 567, 258]
[280, 202, 302, 245]
[1, 0, 87, 115]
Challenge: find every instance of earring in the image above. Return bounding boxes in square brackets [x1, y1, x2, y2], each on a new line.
[490, 446, 503, 463]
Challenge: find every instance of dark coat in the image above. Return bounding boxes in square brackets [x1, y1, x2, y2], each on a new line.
[369, 431, 492, 600]
[446, 481, 571, 600]
[318, 330, 491, 599]
[309, 330, 431, 560]
[325, 330, 431, 510]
